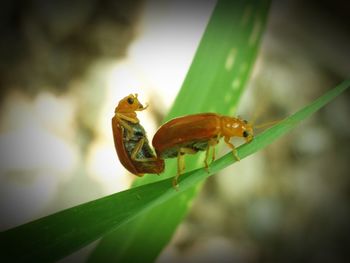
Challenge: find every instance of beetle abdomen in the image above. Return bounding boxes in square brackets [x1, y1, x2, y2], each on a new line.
[123, 123, 154, 159]
[123, 122, 164, 173]
[112, 117, 164, 175]
[159, 139, 210, 159]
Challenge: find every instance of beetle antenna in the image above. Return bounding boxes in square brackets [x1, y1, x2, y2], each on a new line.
[250, 102, 266, 126]
[254, 119, 281, 129]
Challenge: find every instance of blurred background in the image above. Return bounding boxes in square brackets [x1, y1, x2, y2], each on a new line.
[0, 0, 349, 262]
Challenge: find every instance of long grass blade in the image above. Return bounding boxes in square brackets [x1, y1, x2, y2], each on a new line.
[89, 0, 271, 262]
[1, 79, 348, 262]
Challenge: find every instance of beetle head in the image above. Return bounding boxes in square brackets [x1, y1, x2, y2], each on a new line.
[222, 116, 254, 142]
[115, 94, 147, 113]
[241, 119, 254, 142]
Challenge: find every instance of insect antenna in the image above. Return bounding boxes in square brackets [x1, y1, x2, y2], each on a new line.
[254, 119, 281, 130]
[248, 95, 283, 130]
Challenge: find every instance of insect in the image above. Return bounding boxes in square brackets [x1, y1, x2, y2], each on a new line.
[112, 94, 164, 175]
[152, 113, 254, 187]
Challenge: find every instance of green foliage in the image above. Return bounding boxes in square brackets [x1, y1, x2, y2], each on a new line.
[1, 0, 348, 261]
[1, 80, 349, 262]
[89, 0, 271, 262]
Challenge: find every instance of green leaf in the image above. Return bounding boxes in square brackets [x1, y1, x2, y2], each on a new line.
[88, 0, 271, 262]
[1, 79, 349, 262]
[89, 0, 271, 262]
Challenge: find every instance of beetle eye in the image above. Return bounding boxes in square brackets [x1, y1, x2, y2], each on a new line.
[127, 97, 134, 104]
[243, 120, 248, 124]
[243, 131, 249, 137]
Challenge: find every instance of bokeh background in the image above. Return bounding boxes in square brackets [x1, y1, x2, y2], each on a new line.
[0, 0, 349, 262]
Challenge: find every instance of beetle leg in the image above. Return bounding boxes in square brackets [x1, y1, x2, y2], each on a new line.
[212, 145, 216, 162]
[224, 136, 240, 161]
[173, 152, 183, 190]
[116, 113, 139, 140]
[209, 138, 219, 162]
[117, 119, 135, 140]
[204, 145, 210, 171]
[204, 138, 219, 171]
[116, 113, 143, 140]
[116, 113, 139, 124]
[131, 137, 159, 162]
[173, 147, 196, 189]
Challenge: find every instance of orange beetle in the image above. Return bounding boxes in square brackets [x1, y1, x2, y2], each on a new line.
[152, 113, 254, 186]
[112, 94, 164, 175]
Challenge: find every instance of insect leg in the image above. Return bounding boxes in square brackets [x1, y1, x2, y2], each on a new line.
[204, 145, 210, 171]
[173, 147, 197, 189]
[204, 138, 219, 171]
[174, 152, 183, 189]
[116, 113, 139, 124]
[118, 119, 134, 135]
[224, 136, 240, 161]
[119, 120, 135, 140]
[131, 137, 159, 162]
[116, 113, 141, 139]
[209, 138, 219, 162]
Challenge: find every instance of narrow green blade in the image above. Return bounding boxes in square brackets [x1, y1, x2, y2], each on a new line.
[1, 79, 348, 262]
[89, 0, 271, 262]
